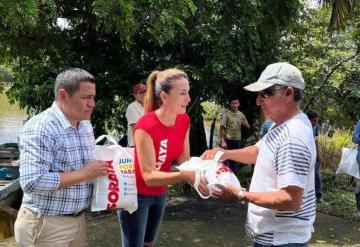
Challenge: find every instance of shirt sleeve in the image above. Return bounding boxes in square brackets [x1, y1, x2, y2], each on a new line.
[275, 137, 312, 189]
[353, 121, 360, 145]
[19, 122, 61, 194]
[221, 112, 227, 127]
[240, 112, 249, 125]
[125, 103, 139, 125]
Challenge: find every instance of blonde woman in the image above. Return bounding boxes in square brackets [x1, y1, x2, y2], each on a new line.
[117, 68, 209, 247]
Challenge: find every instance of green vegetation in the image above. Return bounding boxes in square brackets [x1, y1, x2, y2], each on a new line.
[311, 129, 359, 221]
[0, 0, 359, 221]
[317, 174, 358, 221]
[319, 129, 355, 172]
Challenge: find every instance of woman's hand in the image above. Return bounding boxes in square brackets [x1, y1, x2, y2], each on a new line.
[180, 170, 210, 197]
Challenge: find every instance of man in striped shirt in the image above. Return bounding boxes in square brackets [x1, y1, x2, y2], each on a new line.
[14, 68, 108, 247]
[202, 62, 316, 247]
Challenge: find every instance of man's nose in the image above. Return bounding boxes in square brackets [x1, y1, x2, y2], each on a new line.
[256, 94, 262, 106]
[89, 98, 95, 107]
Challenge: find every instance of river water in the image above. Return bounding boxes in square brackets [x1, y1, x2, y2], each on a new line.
[0, 93, 27, 144]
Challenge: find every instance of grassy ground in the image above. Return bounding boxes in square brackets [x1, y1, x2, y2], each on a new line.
[316, 173, 359, 221]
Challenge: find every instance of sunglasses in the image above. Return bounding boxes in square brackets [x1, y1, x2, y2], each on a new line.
[258, 85, 287, 98]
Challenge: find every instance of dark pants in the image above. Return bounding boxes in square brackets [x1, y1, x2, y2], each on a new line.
[225, 139, 242, 173]
[314, 160, 323, 200]
[118, 193, 167, 247]
[254, 242, 308, 247]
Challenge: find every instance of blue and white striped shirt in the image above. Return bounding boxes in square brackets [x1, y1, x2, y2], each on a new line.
[19, 102, 95, 215]
[246, 113, 316, 245]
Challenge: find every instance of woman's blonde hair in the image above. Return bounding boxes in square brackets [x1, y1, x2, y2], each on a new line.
[144, 68, 188, 113]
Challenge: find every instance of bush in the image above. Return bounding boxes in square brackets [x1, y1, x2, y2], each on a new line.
[201, 101, 223, 121]
[317, 174, 359, 221]
[319, 129, 355, 173]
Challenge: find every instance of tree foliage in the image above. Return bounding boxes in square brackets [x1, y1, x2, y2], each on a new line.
[0, 0, 302, 153]
[278, 6, 360, 127]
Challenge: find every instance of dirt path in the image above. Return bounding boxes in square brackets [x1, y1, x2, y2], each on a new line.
[84, 196, 360, 247]
[1, 196, 359, 246]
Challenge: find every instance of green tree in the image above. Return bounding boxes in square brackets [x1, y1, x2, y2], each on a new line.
[278, 6, 360, 126]
[0, 0, 303, 154]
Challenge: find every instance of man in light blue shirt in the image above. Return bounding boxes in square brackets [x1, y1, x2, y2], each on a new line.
[352, 120, 360, 216]
[14, 68, 108, 247]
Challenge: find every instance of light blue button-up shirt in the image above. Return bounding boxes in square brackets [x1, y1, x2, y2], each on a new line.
[19, 102, 95, 215]
[353, 120, 360, 150]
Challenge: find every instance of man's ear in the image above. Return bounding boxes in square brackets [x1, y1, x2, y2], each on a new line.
[58, 89, 68, 101]
[285, 87, 293, 97]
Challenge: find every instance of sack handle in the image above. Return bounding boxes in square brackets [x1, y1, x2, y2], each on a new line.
[194, 170, 211, 199]
[95, 135, 118, 145]
[213, 151, 224, 164]
[192, 150, 224, 199]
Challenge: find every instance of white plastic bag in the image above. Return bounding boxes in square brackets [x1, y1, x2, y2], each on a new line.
[177, 151, 241, 199]
[205, 165, 241, 193]
[91, 135, 138, 213]
[336, 148, 359, 179]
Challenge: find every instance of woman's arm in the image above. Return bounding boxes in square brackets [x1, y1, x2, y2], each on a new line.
[176, 126, 190, 165]
[135, 129, 183, 186]
[135, 128, 209, 195]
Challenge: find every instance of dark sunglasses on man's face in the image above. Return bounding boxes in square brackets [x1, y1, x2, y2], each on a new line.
[258, 85, 286, 98]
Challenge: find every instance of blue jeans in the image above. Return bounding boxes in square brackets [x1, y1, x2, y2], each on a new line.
[355, 151, 360, 195]
[117, 193, 167, 247]
[225, 139, 242, 173]
[254, 242, 307, 247]
[315, 160, 323, 200]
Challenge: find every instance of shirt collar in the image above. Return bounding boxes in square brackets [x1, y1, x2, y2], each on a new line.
[51, 102, 85, 130]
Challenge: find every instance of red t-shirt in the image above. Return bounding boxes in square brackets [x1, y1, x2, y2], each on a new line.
[134, 112, 190, 196]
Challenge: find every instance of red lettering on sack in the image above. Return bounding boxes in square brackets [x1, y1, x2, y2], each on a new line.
[216, 165, 231, 176]
[105, 160, 120, 210]
[109, 181, 119, 191]
[107, 202, 117, 209]
[108, 173, 117, 181]
[108, 190, 119, 203]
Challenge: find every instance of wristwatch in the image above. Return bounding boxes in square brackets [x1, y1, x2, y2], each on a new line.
[237, 188, 247, 203]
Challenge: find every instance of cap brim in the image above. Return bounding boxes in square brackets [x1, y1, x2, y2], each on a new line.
[243, 81, 274, 92]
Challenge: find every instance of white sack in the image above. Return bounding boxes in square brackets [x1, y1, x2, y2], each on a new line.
[91, 135, 137, 213]
[336, 147, 359, 179]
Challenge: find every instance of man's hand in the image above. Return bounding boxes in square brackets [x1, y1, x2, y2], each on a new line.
[220, 139, 227, 149]
[80, 160, 108, 181]
[317, 154, 322, 162]
[58, 160, 108, 189]
[210, 184, 239, 202]
[180, 170, 210, 197]
[200, 147, 225, 161]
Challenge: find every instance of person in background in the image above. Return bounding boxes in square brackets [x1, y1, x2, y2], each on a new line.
[202, 62, 316, 247]
[117, 68, 209, 247]
[14, 68, 107, 247]
[126, 83, 146, 147]
[219, 98, 250, 172]
[352, 120, 360, 217]
[306, 110, 324, 203]
[259, 118, 274, 138]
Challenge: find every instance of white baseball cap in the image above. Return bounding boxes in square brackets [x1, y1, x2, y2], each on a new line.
[244, 62, 305, 92]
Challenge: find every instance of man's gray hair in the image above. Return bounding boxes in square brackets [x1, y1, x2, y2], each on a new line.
[54, 68, 95, 99]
